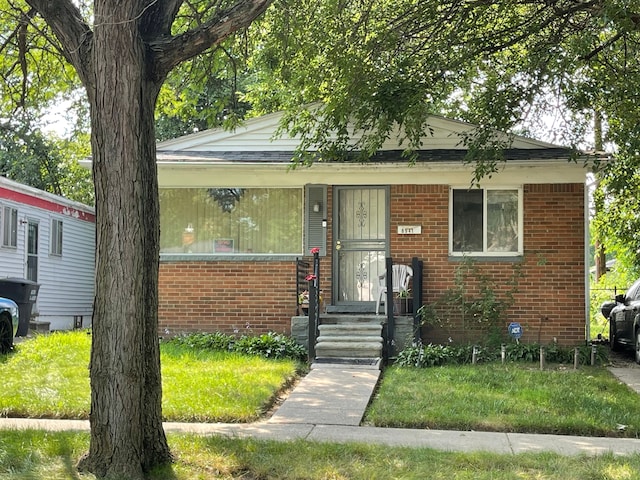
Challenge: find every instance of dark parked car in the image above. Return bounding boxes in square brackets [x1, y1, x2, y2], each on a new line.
[0, 296, 19, 354]
[601, 277, 640, 363]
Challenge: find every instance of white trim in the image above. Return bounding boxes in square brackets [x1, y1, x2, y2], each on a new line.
[585, 181, 591, 341]
[50, 218, 63, 256]
[0, 176, 94, 216]
[1, 205, 18, 248]
[158, 160, 589, 188]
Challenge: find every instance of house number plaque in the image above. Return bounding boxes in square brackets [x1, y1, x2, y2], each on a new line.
[397, 225, 422, 235]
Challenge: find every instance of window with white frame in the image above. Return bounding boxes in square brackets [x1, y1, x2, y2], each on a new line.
[1, 206, 18, 248]
[450, 187, 522, 255]
[159, 187, 303, 254]
[51, 219, 63, 255]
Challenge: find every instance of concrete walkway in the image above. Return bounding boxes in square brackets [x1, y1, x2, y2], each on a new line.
[267, 362, 381, 426]
[2, 362, 640, 456]
[609, 367, 640, 395]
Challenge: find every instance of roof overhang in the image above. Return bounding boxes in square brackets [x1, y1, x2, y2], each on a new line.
[156, 150, 592, 187]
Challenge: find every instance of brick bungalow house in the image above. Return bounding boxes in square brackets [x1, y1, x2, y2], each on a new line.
[156, 111, 592, 348]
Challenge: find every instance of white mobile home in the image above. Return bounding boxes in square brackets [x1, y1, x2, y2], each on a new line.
[0, 176, 95, 332]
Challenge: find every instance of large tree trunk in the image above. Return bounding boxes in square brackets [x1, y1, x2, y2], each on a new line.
[77, 5, 170, 478]
[22, 1, 274, 477]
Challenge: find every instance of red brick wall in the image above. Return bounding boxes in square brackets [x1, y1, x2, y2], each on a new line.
[159, 183, 586, 345]
[158, 261, 299, 335]
[387, 184, 586, 346]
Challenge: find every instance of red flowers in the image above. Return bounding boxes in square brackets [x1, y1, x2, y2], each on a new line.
[310, 247, 320, 255]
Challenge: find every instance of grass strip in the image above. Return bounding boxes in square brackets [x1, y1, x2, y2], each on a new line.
[2, 430, 640, 479]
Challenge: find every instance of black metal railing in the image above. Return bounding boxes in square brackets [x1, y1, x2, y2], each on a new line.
[384, 256, 424, 362]
[295, 258, 310, 316]
[306, 249, 321, 362]
[412, 256, 424, 344]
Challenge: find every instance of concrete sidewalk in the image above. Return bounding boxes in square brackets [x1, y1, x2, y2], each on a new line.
[2, 362, 640, 456]
[3, 417, 640, 456]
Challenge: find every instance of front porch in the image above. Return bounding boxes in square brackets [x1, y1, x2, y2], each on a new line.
[294, 253, 424, 366]
[291, 313, 418, 366]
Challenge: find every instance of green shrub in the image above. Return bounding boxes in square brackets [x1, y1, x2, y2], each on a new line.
[506, 342, 540, 362]
[166, 331, 307, 361]
[233, 332, 307, 361]
[394, 342, 609, 368]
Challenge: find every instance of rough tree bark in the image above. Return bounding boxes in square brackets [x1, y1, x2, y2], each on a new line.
[79, 5, 169, 476]
[23, 0, 272, 478]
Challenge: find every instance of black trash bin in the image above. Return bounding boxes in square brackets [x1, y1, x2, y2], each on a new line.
[0, 278, 40, 337]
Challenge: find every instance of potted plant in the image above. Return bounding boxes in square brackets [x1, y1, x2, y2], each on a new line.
[298, 290, 323, 315]
[395, 289, 412, 315]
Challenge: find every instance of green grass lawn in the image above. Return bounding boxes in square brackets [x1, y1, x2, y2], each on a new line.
[365, 364, 640, 437]
[3, 332, 640, 478]
[0, 331, 300, 422]
[2, 430, 640, 479]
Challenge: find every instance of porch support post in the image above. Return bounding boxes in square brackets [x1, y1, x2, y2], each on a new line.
[412, 257, 423, 344]
[308, 280, 317, 362]
[385, 257, 394, 359]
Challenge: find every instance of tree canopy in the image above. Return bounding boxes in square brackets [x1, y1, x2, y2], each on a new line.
[244, 0, 640, 269]
[0, 0, 92, 203]
[3, 1, 640, 476]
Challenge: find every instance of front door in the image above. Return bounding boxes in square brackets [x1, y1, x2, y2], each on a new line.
[26, 220, 38, 282]
[333, 187, 388, 310]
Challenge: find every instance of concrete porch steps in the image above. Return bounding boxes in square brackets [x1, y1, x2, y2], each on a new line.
[315, 315, 383, 363]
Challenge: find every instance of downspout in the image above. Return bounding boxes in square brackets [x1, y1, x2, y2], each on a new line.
[585, 178, 591, 343]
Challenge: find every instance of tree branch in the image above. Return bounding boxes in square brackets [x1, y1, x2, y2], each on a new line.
[24, 0, 93, 85]
[581, 31, 624, 61]
[139, 0, 184, 39]
[149, 0, 272, 79]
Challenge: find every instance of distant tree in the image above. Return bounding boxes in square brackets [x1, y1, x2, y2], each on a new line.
[0, 117, 93, 204]
[155, 39, 254, 141]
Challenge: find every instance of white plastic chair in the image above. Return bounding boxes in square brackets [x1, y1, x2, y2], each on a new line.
[375, 264, 413, 315]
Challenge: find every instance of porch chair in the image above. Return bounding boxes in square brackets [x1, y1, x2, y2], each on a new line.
[375, 264, 413, 315]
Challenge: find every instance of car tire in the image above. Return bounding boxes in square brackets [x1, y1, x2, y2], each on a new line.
[610, 320, 621, 352]
[0, 314, 13, 354]
[635, 329, 640, 365]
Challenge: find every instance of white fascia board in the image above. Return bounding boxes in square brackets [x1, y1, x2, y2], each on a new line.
[157, 159, 589, 188]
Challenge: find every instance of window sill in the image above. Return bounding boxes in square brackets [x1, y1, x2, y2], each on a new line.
[160, 253, 301, 262]
[448, 254, 524, 263]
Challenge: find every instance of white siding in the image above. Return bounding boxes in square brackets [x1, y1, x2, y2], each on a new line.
[0, 179, 95, 331]
[35, 212, 95, 330]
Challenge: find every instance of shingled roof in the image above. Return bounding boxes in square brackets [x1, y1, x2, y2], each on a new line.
[156, 147, 578, 164]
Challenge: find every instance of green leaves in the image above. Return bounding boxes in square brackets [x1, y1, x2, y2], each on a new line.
[166, 331, 307, 361]
[0, 117, 93, 204]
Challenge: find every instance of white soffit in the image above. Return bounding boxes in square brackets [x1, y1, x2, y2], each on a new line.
[157, 160, 588, 188]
